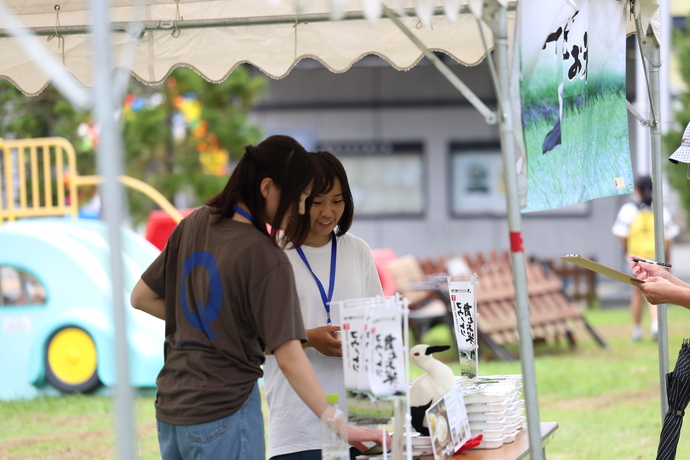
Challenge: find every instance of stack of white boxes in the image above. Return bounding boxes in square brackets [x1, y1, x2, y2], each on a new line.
[457, 375, 525, 449]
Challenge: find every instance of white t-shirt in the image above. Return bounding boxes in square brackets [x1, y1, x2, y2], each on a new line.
[611, 202, 679, 240]
[264, 232, 384, 458]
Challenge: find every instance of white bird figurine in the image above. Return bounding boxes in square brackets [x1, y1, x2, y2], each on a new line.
[409, 344, 455, 436]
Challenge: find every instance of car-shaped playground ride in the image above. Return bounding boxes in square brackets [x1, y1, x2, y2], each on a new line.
[0, 218, 164, 400]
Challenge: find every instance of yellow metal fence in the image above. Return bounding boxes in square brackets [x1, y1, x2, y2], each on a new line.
[0, 136, 182, 225]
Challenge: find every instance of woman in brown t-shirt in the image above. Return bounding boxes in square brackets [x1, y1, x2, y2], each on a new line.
[131, 135, 389, 460]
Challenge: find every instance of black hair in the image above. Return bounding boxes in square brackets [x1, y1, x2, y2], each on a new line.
[206, 135, 315, 247]
[635, 175, 653, 208]
[309, 151, 354, 236]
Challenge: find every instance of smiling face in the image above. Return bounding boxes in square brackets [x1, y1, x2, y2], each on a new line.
[305, 179, 344, 247]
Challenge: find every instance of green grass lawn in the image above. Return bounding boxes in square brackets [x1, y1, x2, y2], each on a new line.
[1, 305, 689, 459]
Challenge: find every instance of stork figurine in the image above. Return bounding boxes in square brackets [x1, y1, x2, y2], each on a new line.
[409, 344, 455, 436]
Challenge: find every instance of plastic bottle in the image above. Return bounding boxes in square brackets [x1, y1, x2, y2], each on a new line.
[321, 393, 350, 460]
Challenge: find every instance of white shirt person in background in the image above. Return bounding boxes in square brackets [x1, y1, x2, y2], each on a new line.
[264, 151, 384, 460]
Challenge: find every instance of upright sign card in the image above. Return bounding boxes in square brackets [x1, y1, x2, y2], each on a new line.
[426, 385, 472, 460]
[447, 277, 478, 377]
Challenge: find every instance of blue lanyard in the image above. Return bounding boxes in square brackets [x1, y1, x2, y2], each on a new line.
[233, 205, 253, 223]
[296, 234, 337, 324]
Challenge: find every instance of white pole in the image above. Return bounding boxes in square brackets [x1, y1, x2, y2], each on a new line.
[89, 0, 137, 458]
[635, 46, 651, 176]
[490, 7, 545, 459]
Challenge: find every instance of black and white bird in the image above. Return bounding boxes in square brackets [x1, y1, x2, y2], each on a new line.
[542, 82, 564, 154]
[409, 344, 455, 436]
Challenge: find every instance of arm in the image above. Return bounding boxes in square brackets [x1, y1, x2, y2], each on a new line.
[303, 326, 342, 357]
[630, 258, 690, 308]
[273, 339, 390, 450]
[632, 277, 690, 309]
[131, 278, 166, 320]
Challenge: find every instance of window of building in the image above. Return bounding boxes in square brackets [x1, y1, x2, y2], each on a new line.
[316, 141, 425, 217]
[0, 266, 47, 307]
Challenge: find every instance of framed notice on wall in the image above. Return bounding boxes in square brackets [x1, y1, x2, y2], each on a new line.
[449, 143, 505, 216]
[316, 140, 425, 218]
[449, 142, 590, 217]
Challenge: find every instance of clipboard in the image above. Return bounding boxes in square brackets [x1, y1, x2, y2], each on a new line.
[560, 254, 642, 286]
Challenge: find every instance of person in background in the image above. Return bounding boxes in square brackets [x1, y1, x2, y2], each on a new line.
[631, 122, 690, 309]
[264, 151, 385, 460]
[612, 175, 679, 341]
[130, 136, 388, 460]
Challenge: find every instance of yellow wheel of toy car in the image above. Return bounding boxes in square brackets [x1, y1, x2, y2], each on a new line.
[45, 326, 101, 393]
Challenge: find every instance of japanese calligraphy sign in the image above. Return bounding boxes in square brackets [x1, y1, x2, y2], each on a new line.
[518, 0, 633, 212]
[340, 304, 366, 390]
[335, 295, 408, 426]
[447, 279, 477, 352]
[367, 307, 405, 396]
[446, 276, 478, 378]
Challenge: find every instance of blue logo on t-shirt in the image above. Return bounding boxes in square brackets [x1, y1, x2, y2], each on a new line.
[180, 251, 223, 340]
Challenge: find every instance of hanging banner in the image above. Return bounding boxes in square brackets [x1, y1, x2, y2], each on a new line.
[447, 277, 478, 378]
[518, 0, 634, 212]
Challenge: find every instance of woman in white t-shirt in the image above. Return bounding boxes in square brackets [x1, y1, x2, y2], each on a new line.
[264, 151, 384, 460]
[611, 175, 679, 341]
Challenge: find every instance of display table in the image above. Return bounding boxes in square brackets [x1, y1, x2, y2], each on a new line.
[455, 422, 559, 459]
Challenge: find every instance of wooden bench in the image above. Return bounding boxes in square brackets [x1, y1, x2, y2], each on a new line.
[463, 250, 606, 360]
[541, 256, 598, 308]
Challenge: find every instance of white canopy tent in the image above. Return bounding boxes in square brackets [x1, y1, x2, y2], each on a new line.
[0, 1, 665, 459]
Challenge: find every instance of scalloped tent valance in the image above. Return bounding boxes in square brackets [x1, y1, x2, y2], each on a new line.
[0, 0, 648, 96]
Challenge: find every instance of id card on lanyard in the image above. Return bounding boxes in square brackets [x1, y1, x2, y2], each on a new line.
[295, 233, 337, 324]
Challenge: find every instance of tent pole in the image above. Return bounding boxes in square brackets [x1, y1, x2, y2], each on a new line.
[488, 6, 545, 459]
[650, 44, 670, 419]
[636, 18, 669, 419]
[89, 0, 138, 458]
[383, 3, 544, 455]
[648, 40, 670, 420]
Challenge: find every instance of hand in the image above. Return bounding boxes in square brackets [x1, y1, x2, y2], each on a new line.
[629, 254, 671, 281]
[306, 326, 342, 357]
[346, 425, 392, 452]
[631, 276, 679, 305]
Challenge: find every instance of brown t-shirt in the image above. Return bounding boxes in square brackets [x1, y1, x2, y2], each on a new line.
[141, 206, 306, 425]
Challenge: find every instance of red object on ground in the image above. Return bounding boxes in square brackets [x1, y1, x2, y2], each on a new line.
[145, 209, 196, 250]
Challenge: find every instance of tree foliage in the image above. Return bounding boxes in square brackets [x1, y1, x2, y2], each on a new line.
[663, 16, 690, 230]
[122, 66, 266, 224]
[0, 65, 266, 225]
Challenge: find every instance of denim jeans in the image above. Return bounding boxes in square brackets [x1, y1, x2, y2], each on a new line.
[157, 382, 265, 460]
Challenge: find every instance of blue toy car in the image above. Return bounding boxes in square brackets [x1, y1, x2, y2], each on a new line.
[0, 218, 164, 400]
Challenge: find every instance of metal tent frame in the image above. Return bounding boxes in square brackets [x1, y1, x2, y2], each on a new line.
[0, 1, 668, 459]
